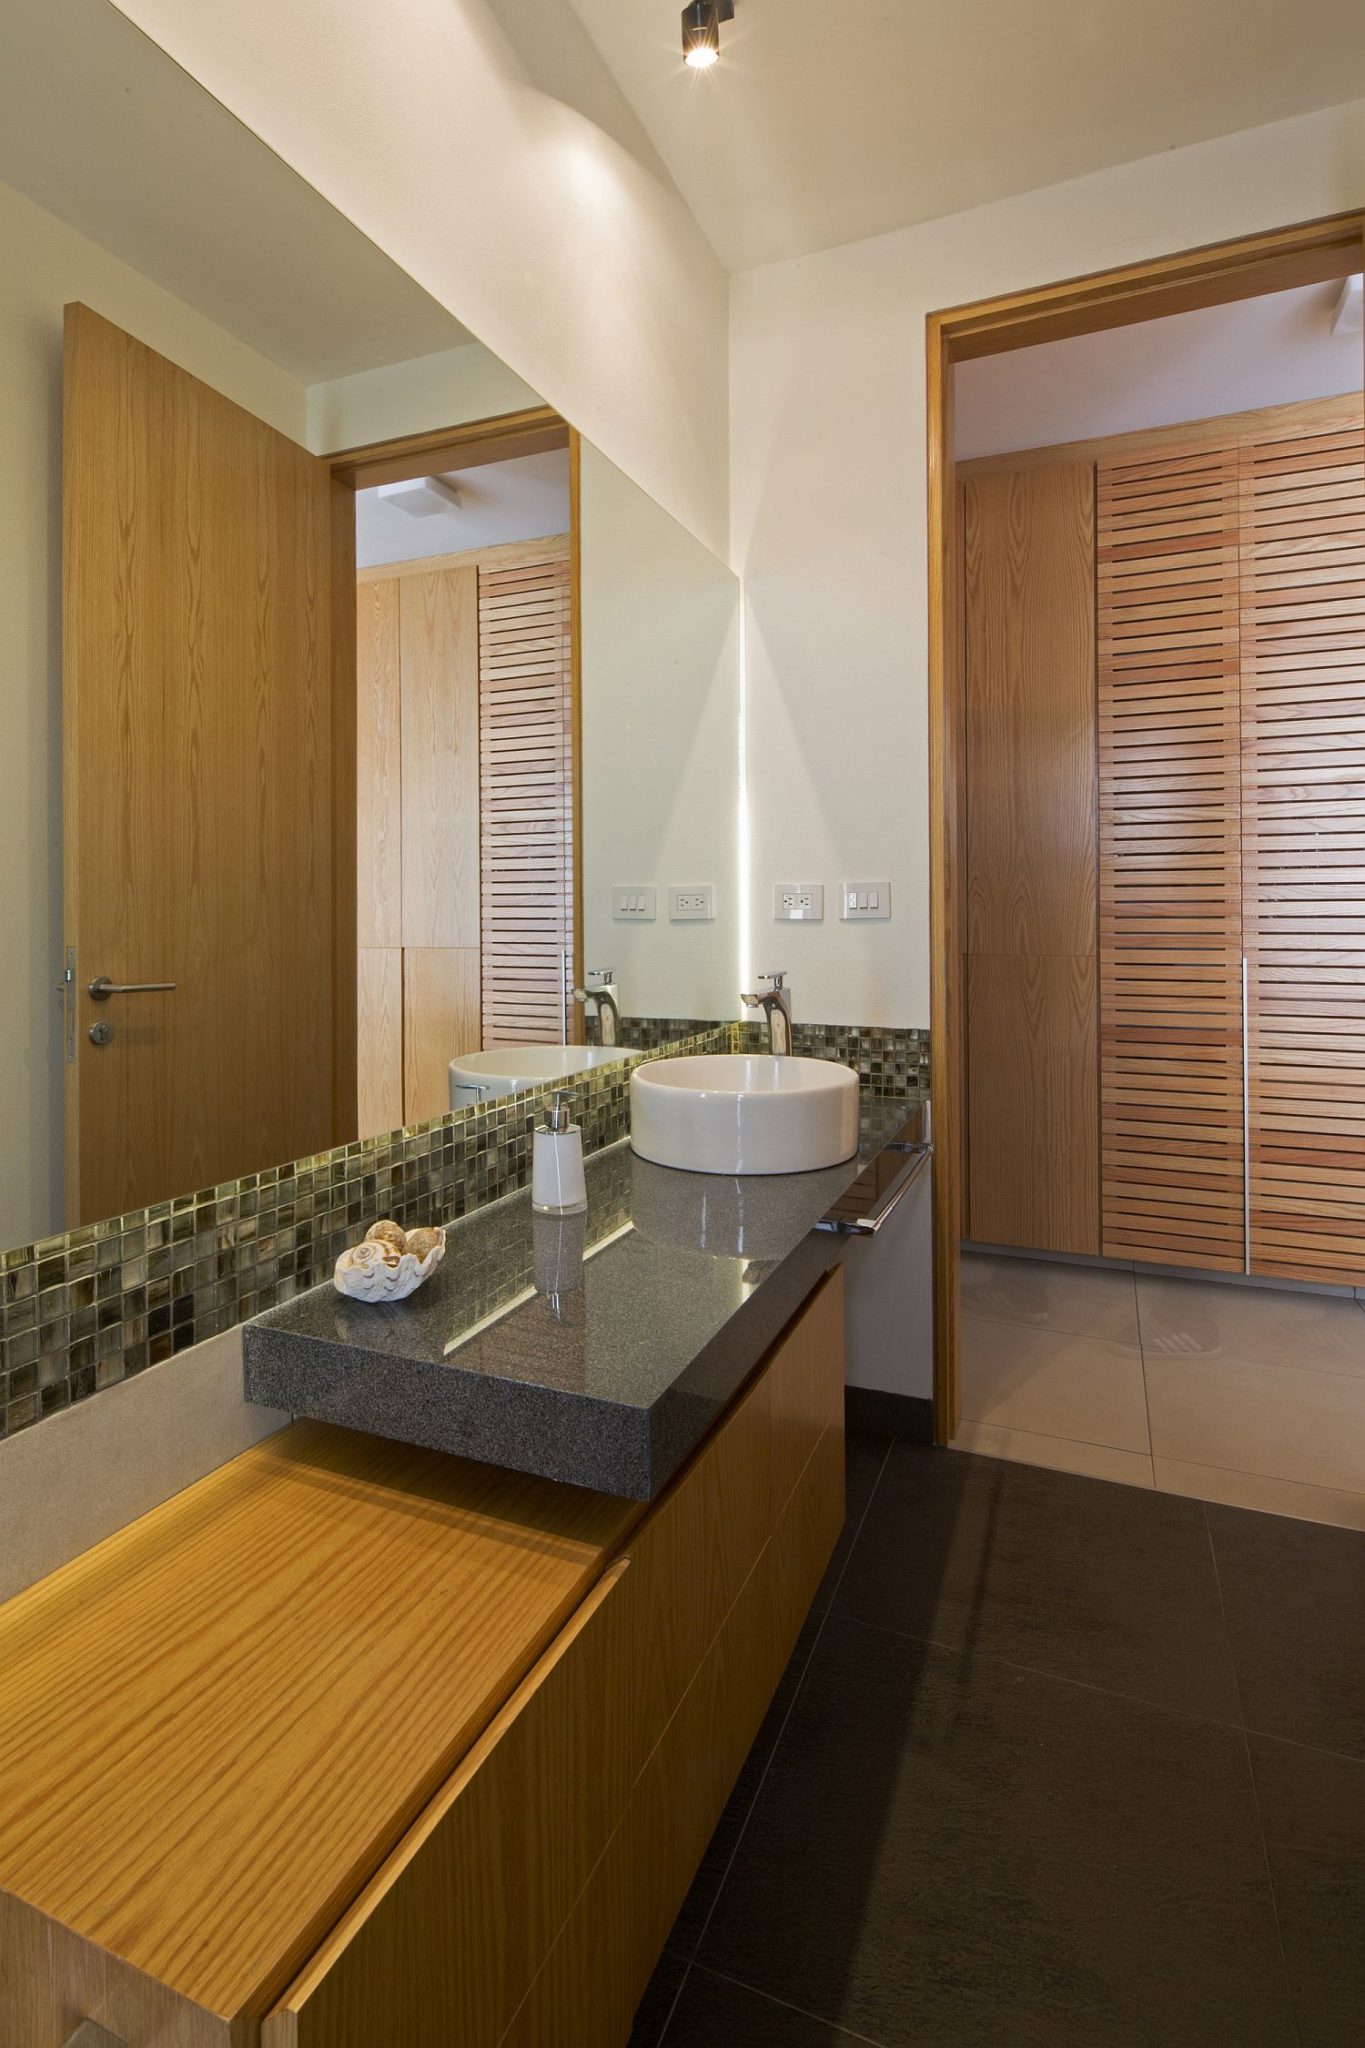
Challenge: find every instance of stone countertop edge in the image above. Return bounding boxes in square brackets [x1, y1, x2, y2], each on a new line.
[243, 1090, 925, 1502]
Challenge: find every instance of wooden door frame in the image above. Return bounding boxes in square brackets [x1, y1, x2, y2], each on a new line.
[327, 404, 586, 1125]
[926, 209, 1365, 1445]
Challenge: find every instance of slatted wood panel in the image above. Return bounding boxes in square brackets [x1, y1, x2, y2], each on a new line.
[1240, 425, 1365, 1284]
[478, 545, 574, 1047]
[1098, 447, 1246, 1270]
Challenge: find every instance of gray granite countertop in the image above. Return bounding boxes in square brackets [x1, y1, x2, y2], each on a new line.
[244, 1091, 927, 1500]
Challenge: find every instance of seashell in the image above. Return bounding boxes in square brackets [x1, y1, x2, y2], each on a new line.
[365, 1219, 407, 1254]
[334, 1230, 445, 1303]
[405, 1226, 444, 1260]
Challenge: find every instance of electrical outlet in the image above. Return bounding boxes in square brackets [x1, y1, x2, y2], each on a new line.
[774, 882, 824, 922]
[612, 886, 657, 921]
[840, 880, 891, 921]
[668, 884, 715, 922]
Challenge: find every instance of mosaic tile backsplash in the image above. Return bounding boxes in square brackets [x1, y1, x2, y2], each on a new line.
[0, 1020, 928, 1444]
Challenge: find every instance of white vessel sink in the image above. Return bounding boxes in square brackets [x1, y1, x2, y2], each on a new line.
[630, 1055, 859, 1176]
[450, 1045, 622, 1109]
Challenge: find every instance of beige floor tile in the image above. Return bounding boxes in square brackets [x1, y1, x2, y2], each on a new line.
[959, 1314, 1150, 1452]
[1144, 1353, 1365, 1495]
[960, 1253, 1139, 1342]
[1136, 1273, 1365, 1379]
[953, 1420, 1154, 1489]
[1153, 1458, 1365, 1534]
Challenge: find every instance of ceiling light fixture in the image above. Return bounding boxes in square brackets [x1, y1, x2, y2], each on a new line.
[682, 0, 733, 70]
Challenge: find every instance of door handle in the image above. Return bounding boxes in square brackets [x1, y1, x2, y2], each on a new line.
[88, 976, 177, 1001]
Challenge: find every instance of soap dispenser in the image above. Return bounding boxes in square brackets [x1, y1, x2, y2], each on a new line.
[532, 1090, 588, 1216]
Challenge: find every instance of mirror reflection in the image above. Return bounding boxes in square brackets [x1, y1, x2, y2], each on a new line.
[2, 0, 739, 1249]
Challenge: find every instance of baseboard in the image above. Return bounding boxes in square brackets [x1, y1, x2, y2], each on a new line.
[845, 1386, 934, 1443]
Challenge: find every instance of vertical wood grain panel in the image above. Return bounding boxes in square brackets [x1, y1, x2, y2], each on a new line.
[478, 546, 574, 1047]
[356, 948, 403, 1139]
[1097, 447, 1246, 1270]
[964, 464, 1097, 955]
[356, 578, 402, 950]
[1241, 424, 1365, 1283]
[403, 947, 479, 1123]
[400, 567, 480, 950]
[963, 461, 1098, 1253]
[63, 303, 336, 1224]
[967, 953, 1098, 1252]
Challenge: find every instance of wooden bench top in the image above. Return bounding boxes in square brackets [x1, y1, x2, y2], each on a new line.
[0, 1421, 641, 2025]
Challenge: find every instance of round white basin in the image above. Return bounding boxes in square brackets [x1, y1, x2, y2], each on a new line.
[450, 1044, 622, 1109]
[630, 1055, 859, 1176]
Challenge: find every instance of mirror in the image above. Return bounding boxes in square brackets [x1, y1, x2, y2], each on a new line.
[1, 0, 740, 1251]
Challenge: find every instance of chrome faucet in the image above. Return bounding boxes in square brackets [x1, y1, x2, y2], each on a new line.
[741, 972, 793, 1056]
[572, 968, 621, 1048]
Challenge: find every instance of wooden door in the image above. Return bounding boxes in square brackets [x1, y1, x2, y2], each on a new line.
[1096, 445, 1246, 1270]
[63, 304, 347, 1224]
[963, 463, 1099, 1253]
[1240, 424, 1365, 1283]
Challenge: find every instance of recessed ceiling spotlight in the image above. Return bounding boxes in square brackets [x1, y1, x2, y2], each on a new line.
[682, 0, 733, 69]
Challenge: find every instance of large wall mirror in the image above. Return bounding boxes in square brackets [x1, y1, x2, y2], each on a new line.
[2, 0, 740, 1250]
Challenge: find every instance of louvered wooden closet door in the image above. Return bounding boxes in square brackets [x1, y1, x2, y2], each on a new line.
[1097, 448, 1246, 1269]
[479, 547, 575, 1047]
[1241, 426, 1365, 1283]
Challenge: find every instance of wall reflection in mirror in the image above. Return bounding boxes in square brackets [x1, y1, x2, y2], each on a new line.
[2, 0, 740, 1250]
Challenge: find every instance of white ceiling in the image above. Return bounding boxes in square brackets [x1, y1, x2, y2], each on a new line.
[0, 0, 472, 382]
[567, 0, 1365, 272]
[957, 280, 1364, 459]
[355, 450, 572, 570]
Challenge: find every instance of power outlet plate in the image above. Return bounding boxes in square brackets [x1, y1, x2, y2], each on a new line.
[668, 884, 715, 922]
[774, 881, 824, 922]
[840, 880, 891, 921]
[612, 886, 657, 921]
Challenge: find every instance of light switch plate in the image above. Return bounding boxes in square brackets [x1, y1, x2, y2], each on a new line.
[612, 886, 657, 921]
[840, 880, 891, 921]
[774, 882, 824, 922]
[668, 884, 715, 922]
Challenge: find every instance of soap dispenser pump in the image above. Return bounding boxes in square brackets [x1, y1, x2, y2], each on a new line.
[532, 1090, 588, 1216]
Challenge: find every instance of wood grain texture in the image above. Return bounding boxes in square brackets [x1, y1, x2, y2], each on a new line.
[329, 408, 568, 487]
[330, 475, 359, 1149]
[964, 463, 1098, 956]
[355, 578, 402, 950]
[62, 302, 338, 1224]
[958, 392, 1364, 479]
[403, 947, 480, 1123]
[1097, 445, 1246, 1270]
[1241, 424, 1365, 1283]
[399, 566, 480, 950]
[478, 547, 574, 1048]
[0, 1421, 640, 2031]
[357, 536, 572, 585]
[967, 953, 1099, 1253]
[356, 948, 403, 1139]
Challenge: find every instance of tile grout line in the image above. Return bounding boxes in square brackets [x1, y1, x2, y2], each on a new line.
[652, 1435, 897, 2046]
[687, 1962, 891, 2046]
[1134, 1265, 1158, 1487]
[1201, 1500, 1305, 2048]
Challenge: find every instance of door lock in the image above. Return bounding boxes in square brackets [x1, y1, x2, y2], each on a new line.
[88, 1021, 114, 1047]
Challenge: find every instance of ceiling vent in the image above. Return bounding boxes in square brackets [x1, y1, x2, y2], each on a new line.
[376, 476, 462, 518]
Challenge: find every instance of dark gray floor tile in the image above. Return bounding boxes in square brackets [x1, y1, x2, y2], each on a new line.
[661, 1968, 877, 2046]
[835, 1445, 1242, 1721]
[812, 1429, 892, 1613]
[1250, 1732, 1365, 2047]
[628, 1947, 690, 2047]
[1208, 1505, 1365, 1757]
[700, 1616, 1295, 2047]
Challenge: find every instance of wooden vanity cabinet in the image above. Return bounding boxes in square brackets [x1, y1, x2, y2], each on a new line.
[0, 1269, 845, 2048]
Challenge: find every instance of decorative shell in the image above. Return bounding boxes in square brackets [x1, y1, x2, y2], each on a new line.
[404, 1227, 444, 1261]
[334, 1230, 445, 1303]
[365, 1219, 408, 1255]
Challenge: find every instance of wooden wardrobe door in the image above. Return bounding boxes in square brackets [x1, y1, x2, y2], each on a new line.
[478, 548, 574, 1049]
[1097, 447, 1246, 1270]
[1240, 426, 1365, 1283]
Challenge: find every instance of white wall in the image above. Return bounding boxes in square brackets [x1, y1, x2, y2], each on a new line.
[111, 0, 731, 560]
[957, 280, 1363, 458]
[0, 176, 307, 1249]
[307, 340, 543, 454]
[731, 99, 1365, 1028]
[580, 444, 741, 1021]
